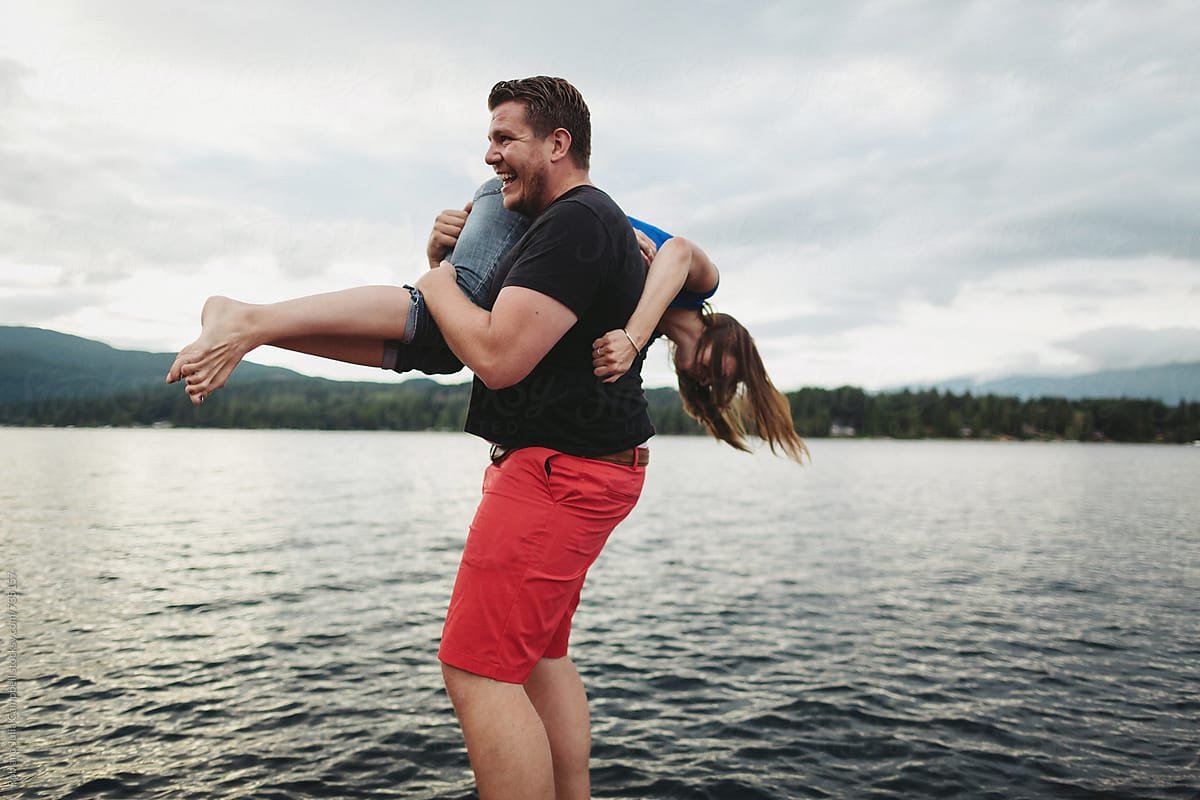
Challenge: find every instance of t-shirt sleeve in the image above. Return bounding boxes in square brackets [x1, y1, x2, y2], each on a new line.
[500, 200, 609, 317]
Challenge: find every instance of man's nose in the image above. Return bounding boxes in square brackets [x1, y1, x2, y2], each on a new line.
[485, 143, 500, 165]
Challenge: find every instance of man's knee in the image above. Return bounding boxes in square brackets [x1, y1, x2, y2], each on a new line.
[442, 662, 521, 710]
[442, 662, 478, 696]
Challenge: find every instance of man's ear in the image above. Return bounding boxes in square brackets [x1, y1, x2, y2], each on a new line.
[547, 127, 573, 163]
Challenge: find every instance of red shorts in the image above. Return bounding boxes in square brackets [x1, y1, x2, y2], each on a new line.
[438, 446, 646, 684]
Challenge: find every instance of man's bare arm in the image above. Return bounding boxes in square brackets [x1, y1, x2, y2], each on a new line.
[415, 261, 577, 389]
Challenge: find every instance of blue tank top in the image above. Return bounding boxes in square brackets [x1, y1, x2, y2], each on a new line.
[626, 216, 719, 310]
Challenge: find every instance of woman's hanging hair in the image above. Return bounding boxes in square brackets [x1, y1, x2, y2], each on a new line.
[674, 311, 808, 463]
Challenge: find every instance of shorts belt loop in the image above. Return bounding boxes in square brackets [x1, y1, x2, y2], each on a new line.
[490, 444, 517, 465]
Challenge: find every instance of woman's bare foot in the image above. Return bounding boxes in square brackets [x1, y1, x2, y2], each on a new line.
[166, 296, 259, 406]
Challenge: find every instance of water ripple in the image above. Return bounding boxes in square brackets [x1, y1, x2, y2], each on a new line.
[4, 431, 1199, 798]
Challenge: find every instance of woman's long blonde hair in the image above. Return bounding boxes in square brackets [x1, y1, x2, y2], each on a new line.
[674, 311, 808, 463]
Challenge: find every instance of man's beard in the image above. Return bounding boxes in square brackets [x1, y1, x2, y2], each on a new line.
[510, 164, 548, 217]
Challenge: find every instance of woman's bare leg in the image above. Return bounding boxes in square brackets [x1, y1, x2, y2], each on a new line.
[166, 286, 410, 405]
[271, 335, 388, 369]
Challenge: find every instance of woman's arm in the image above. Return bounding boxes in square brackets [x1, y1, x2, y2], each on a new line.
[592, 236, 719, 382]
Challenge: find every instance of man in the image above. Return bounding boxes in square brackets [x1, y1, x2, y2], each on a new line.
[414, 77, 654, 800]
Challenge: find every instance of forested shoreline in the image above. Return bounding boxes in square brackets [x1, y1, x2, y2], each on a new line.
[787, 386, 1200, 443]
[2, 379, 1198, 444]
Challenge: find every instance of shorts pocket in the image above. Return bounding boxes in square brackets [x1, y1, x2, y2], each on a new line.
[603, 466, 645, 502]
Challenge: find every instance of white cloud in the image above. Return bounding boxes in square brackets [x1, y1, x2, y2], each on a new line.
[1, 0, 1197, 394]
[1057, 326, 1200, 371]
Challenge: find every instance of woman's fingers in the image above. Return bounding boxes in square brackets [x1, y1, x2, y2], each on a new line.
[633, 229, 657, 268]
[591, 332, 636, 382]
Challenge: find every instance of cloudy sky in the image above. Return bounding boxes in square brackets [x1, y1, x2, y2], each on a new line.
[2, 1, 1197, 391]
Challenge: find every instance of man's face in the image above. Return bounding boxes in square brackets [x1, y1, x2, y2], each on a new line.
[486, 100, 550, 216]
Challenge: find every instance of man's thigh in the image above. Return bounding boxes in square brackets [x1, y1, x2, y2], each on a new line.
[439, 448, 645, 683]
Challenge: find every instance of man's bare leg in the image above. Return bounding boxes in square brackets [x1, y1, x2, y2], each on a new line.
[166, 286, 411, 404]
[442, 664, 555, 800]
[524, 656, 592, 800]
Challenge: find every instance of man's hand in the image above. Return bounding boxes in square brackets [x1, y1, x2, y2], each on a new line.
[415, 259, 458, 293]
[592, 328, 641, 383]
[633, 228, 657, 270]
[427, 201, 473, 269]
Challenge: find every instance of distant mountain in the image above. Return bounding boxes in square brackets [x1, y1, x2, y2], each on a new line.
[4, 327, 1196, 442]
[0, 326, 703, 435]
[0, 326, 307, 405]
[897, 362, 1200, 405]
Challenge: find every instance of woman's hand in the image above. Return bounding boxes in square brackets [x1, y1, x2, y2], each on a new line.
[426, 201, 472, 269]
[634, 228, 657, 270]
[592, 328, 641, 383]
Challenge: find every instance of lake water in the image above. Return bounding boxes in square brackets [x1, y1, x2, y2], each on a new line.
[1, 429, 1197, 799]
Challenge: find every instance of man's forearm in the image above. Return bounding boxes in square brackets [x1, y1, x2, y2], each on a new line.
[418, 265, 502, 376]
[418, 262, 579, 389]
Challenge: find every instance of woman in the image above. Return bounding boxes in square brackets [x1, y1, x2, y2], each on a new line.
[591, 217, 807, 463]
[168, 179, 806, 462]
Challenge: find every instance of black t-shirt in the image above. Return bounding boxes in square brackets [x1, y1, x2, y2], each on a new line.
[464, 185, 655, 456]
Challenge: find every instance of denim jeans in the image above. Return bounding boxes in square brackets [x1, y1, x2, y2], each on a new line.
[383, 179, 532, 374]
[447, 178, 531, 303]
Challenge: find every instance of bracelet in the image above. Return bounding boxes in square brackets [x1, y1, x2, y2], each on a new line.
[621, 329, 640, 351]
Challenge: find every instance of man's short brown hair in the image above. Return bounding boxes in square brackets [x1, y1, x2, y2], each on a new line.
[488, 76, 591, 170]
